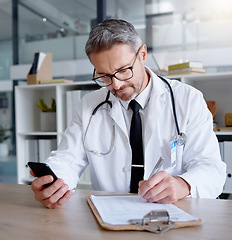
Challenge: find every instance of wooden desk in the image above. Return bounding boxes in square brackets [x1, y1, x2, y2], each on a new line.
[0, 182, 231, 240]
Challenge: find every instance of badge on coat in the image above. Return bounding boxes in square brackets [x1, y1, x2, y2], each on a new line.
[171, 140, 177, 168]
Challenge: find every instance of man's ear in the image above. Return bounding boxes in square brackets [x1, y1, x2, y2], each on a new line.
[139, 44, 147, 63]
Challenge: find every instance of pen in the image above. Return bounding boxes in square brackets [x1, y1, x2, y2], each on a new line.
[138, 157, 164, 200]
[147, 157, 164, 180]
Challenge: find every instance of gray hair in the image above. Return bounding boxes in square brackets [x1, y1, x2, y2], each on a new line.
[85, 19, 142, 59]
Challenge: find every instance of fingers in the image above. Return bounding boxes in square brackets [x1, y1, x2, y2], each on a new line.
[31, 175, 54, 191]
[45, 189, 73, 209]
[30, 169, 36, 177]
[138, 171, 165, 197]
[145, 181, 177, 204]
[138, 171, 179, 204]
[31, 177, 72, 208]
[138, 180, 145, 188]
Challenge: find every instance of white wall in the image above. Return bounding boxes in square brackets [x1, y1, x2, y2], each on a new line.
[20, 35, 89, 65]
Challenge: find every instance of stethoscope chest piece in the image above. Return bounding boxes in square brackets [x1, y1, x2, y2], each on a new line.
[176, 132, 186, 146]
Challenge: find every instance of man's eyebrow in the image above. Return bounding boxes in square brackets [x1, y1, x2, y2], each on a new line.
[96, 63, 131, 75]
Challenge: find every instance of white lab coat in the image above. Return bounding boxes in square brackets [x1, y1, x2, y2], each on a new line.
[46, 67, 226, 198]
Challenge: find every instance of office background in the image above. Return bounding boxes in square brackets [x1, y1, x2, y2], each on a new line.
[0, 0, 232, 192]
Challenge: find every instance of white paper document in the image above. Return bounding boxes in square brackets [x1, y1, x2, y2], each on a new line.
[90, 195, 197, 225]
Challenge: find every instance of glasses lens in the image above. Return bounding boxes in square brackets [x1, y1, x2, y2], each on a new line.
[93, 66, 134, 87]
[95, 76, 112, 87]
[115, 68, 133, 81]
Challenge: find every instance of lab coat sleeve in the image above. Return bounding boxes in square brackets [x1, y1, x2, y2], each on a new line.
[177, 88, 226, 198]
[45, 99, 88, 190]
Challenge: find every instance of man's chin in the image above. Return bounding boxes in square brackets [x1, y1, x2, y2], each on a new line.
[115, 92, 136, 101]
[110, 87, 137, 101]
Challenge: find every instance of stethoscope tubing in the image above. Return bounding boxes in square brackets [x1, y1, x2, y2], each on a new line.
[92, 90, 112, 115]
[84, 75, 185, 154]
[158, 75, 181, 136]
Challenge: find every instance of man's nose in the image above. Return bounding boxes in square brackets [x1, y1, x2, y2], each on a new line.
[111, 77, 123, 90]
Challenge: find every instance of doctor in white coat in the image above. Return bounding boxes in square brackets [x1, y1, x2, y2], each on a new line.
[31, 19, 226, 209]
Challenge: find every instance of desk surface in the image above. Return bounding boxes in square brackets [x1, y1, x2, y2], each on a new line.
[0, 182, 231, 240]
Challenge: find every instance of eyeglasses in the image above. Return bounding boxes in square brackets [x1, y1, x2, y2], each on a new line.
[92, 47, 141, 87]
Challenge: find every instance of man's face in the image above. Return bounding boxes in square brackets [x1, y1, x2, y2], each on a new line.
[90, 44, 149, 101]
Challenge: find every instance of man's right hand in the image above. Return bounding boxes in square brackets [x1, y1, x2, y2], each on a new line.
[30, 170, 73, 209]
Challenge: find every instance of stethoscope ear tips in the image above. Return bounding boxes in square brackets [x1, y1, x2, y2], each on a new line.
[176, 132, 186, 146]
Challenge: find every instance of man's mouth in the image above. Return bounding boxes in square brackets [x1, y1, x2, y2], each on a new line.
[116, 86, 129, 95]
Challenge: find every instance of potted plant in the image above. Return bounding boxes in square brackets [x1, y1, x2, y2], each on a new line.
[0, 125, 10, 157]
[37, 98, 57, 131]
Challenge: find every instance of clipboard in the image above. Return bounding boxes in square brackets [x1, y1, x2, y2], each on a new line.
[87, 195, 203, 233]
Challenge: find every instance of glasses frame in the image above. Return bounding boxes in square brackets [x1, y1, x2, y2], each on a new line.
[92, 46, 141, 87]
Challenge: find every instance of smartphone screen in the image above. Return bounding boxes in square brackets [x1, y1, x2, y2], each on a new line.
[27, 162, 58, 187]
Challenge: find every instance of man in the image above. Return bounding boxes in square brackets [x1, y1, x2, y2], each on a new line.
[31, 19, 226, 209]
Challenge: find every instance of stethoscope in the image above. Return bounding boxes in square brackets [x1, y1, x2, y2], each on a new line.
[158, 75, 186, 146]
[83, 76, 186, 155]
[83, 90, 116, 155]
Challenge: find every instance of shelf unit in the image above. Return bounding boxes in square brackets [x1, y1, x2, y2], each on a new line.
[173, 72, 232, 128]
[15, 81, 98, 185]
[168, 72, 232, 193]
[15, 71, 232, 193]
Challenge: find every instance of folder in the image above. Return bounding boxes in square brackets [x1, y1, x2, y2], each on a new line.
[27, 52, 52, 85]
[87, 195, 203, 233]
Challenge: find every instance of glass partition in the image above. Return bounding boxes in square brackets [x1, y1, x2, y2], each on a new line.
[0, 0, 12, 81]
[106, 0, 232, 73]
[18, 0, 97, 64]
[1, 0, 232, 81]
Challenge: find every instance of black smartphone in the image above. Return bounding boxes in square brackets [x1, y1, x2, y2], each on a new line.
[27, 162, 58, 187]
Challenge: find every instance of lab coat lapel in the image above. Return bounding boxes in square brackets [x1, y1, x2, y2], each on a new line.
[143, 74, 167, 150]
[109, 96, 128, 139]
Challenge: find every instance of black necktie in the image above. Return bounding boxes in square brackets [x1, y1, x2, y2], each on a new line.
[129, 100, 144, 193]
